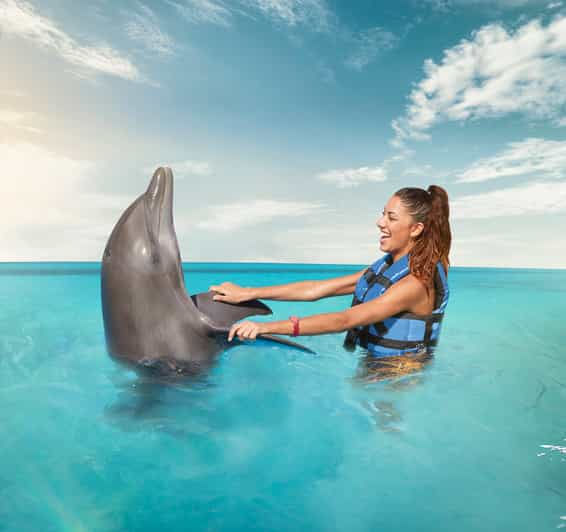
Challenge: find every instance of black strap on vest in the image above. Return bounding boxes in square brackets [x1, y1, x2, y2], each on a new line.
[358, 332, 439, 350]
[350, 270, 393, 306]
[344, 257, 393, 351]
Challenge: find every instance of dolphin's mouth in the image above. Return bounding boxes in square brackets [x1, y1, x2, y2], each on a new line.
[144, 167, 174, 259]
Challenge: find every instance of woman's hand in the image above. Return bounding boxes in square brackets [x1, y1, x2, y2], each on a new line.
[228, 321, 266, 342]
[209, 282, 250, 304]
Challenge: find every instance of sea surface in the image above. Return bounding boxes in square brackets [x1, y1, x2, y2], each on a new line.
[0, 262, 565, 532]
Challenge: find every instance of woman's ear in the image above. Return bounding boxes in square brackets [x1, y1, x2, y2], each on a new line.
[410, 222, 424, 239]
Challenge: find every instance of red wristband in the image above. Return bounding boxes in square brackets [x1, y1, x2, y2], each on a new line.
[289, 316, 300, 337]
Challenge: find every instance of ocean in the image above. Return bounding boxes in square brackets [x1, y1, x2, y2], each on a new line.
[1, 262, 564, 531]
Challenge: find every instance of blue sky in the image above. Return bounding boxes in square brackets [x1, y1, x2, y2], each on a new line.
[1, 0, 566, 268]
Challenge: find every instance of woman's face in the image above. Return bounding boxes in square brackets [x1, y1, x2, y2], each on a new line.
[376, 195, 423, 259]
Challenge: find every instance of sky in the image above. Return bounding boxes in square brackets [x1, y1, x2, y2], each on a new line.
[1, 0, 566, 268]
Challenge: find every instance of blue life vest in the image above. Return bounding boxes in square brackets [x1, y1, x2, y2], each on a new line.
[343, 254, 449, 357]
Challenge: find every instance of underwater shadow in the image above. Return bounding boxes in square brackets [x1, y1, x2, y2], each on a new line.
[103, 367, 217, 439]
[352, 352, 435, 433]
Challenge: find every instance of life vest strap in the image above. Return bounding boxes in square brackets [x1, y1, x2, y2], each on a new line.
[369, 312, 443, 337]
[360, 332, 438, 350]
[372, 274, 393, 289]
[351, 266, 394, 307]
[348, 312, 443, 352]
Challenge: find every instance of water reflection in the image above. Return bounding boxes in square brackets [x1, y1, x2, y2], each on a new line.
[104, 372, 216, 437]
[353, 352, 434, 432]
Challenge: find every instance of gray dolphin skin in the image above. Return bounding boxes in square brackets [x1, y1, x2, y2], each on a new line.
[101, 167, 313, 377]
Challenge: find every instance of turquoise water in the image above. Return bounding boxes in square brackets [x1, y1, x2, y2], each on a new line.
[1, 262, 565, 531]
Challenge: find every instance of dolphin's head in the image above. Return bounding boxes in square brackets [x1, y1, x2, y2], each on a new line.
[103, 167, 182, 275]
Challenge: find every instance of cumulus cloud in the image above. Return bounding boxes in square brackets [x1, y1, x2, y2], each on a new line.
[165, 0, 233, 26]
[198, 199, 326, 231]
[0, 0, 141, 81]
[392, 15, 566, 145]
[317, 166, 387, 188]
[144, 159, 212, 178]
[125, 3, 175, 56]
[456, 138, 566, 183]
[345, 27, 399, 71]
[451, 180, 566, 219]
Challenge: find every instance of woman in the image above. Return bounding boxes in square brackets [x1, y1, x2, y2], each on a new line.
[210, 186, 451, 380]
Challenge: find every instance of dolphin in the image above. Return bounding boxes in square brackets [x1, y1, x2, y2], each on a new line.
[101, 167, 313, 378]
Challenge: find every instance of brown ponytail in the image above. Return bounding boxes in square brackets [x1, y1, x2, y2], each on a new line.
[394, 185, 451, 285]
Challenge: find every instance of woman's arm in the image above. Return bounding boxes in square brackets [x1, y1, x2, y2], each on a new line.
[228, 275, 427, 341]
[210, 269, 366, 303]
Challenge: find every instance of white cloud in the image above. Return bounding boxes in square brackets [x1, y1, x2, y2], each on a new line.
[548, 1, 563, 9]
[125, 3, 174, 56]
[425, 0, 549, 9]
[168, 0, 332, 30]
[166, 0, 233, 26]
[451, 181, 566, 219]
[1, 142, 127, 260]
[277, 221, 379, 264]
[456, 138, 566, 183]
[197, 199, 326, 231]
[144, 159, 212, 178]
[392, 15, 566, 144]
[242, 0, 332, 31]
[345, 27, 398, 71]
[0, 89, 26, 97]
[0, 109, 31, 123]
[0, 0, 141, 81]
[317, 166, 387, 188]
[451, 230, 566, 268]
[0, 108, 42, 133]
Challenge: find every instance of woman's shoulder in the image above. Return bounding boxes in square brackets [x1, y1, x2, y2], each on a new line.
[387, 273, 433, 311]
[395, 272, 428, 291]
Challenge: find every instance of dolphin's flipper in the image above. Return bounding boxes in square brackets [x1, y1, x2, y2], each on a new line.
[227, 333, 315, 354]
[191, 291, 316, 354]
[256, 334, 316, 354]
[191, 291, 272, 328]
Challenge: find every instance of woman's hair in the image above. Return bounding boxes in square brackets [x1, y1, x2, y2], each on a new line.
[394, 185, 451, 283]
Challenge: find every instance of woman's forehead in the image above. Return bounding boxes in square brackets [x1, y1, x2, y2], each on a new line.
[384, 195, 404, 213]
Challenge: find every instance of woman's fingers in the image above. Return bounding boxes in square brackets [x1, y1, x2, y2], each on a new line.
[228, 321, 260, 342]
[228, 322, 241, 342]
[209, 282, 244, 303]
[229, 322, 248, 342]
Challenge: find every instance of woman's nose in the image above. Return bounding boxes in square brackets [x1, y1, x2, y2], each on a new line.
[376, 215, 386, 229]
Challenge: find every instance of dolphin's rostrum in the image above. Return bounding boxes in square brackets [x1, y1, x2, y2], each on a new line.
[101, 167, 312, 377]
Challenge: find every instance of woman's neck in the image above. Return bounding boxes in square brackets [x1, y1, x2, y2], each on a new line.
[390, 243, 413, 263]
